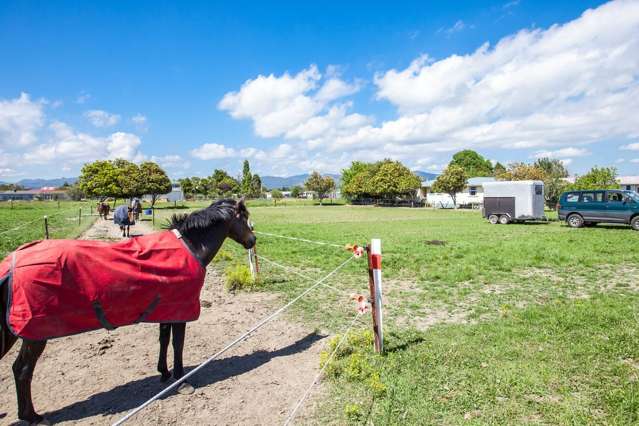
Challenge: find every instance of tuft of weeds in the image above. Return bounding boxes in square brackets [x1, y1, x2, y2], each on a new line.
[224, 263, 257, 292]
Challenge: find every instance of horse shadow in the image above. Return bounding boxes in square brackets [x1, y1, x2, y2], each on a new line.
[43, 332, 325, 423]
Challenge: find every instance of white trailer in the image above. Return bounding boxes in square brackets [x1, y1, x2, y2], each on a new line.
[482, 180, 546, 224]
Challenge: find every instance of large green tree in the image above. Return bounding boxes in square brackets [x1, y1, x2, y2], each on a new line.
[78, 160, 121, 200]
[341, 161, 371, 197]
[432, 164, 468, 207]
[534, 158, 569, 209]
[305, 171, 336, 205]
[139, 161, 172, 206]
[250, 174, 263, 198]
[368, 160, 421, 199]
[450, 150, 494, 178]
[570, 166, 618, 190]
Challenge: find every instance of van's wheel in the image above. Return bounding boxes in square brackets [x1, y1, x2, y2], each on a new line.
[499, 215, 511, 225]
[631, 216, 639, 231]
[567, 214, 584, 228]
[488, 214, 499, 224]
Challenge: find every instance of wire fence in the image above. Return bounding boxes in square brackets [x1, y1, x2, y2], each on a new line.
[112, 254, 358, 426]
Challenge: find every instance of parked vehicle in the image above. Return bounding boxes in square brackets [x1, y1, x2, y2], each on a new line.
[482, 180, 546, 224]
[558, 190, 639, 230]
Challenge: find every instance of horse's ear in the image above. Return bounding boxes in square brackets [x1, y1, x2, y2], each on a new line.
[236, 197, 247, 217]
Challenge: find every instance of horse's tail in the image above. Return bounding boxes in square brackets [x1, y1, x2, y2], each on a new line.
[0, 274, 17, 360]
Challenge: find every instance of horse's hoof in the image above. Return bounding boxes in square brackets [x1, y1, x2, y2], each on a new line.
[160, 372, 171, 382]
[176, 382, 195, 395]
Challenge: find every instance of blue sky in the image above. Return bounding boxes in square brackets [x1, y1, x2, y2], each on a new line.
[1, 0, 638, 181]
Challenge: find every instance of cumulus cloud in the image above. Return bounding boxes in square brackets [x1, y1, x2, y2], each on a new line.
[621, 142, 639, 150]
[85, 109, 121, 127]
[533, 147, 591, 158]
[218, 65, 363, 139]
[365, 0, 639, 154]
[0, 93, 44, 147]
[23, 122, 143, 165]
[190, 143, 237, 160]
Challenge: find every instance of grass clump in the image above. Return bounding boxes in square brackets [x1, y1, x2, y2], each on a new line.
[224, 263, 256, 292]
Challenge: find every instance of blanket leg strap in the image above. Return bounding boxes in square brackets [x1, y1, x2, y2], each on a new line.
[135, 296, 160, 323]
[92, 301, 116, 331]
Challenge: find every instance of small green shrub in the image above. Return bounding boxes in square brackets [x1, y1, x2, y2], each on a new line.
[344, 403, 365, 422]
[224, 263, 255, 291]
[213, 249, 234, 263]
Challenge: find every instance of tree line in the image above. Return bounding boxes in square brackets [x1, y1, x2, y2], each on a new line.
[177, 160, 263, 199]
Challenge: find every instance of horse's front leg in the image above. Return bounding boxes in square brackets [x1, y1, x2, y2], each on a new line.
[171, 322, 194, 394]
[13, 340, 47, 424]
[157, 324, 171, 382]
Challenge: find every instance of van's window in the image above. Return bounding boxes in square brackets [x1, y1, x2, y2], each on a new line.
[608, 192, 625, 202]
[566, 193, 580, 203]
[535, 185, 543, 195]
[581, 192, 604, 203]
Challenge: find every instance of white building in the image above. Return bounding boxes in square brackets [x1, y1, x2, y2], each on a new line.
[618, 176, 639, 193]
[419, 177, 496, 208]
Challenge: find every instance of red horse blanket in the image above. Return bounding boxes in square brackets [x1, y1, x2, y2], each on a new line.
[0, 230, 205, 341]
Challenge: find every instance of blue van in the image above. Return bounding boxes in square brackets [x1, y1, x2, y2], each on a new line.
[558, 190, 639, 230]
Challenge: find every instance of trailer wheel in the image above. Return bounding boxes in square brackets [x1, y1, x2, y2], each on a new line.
[488, 214, 499, 224]
[567, 214, 584, 228]
[498, 215, 511, 225]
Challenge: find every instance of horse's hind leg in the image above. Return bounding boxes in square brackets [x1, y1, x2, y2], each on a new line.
[157, 324, 171, 382]
[0, 282, 18, 360]
[13, 340, 47, 423]
[171, 323, 194, 394]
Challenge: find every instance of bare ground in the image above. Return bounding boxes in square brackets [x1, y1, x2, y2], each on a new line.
[0, 218, 327, 425]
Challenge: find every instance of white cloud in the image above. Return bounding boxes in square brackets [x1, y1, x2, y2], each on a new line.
[85, 110, 121, 127]
[190, 143, 236, 160]
[23, 122, 143, 165]
[323, 0, 639, 157]
[621, 142, 639, 150]
[533, 147, 591, 158]
[630, 158, 639, 163]
[440, 20, 467, 36]
[218, 65, 363, 139]
[75, 92, 91, 104]
[150, 154, 190, 170]
[0, 93, 44, 147]
[131, 113, 148, 131]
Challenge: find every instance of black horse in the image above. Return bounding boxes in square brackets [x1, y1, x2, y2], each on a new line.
[0, 199, 256, 424]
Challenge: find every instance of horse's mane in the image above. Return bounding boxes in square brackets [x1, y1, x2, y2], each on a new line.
[166, 199, 245, 233]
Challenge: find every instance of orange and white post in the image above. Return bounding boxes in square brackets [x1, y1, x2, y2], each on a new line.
[367, 239, 383, 353]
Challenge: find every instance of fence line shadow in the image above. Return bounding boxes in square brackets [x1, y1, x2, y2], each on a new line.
[44, 332, 325, 423]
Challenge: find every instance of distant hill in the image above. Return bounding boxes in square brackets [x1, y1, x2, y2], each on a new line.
[15, 177, 78, 189]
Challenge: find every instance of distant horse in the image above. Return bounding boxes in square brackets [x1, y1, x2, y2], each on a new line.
[113, 205, 135, 237]
[131, 198, 142, 221]
[97, 202, 110, 220]
[0, 199, 255, 424]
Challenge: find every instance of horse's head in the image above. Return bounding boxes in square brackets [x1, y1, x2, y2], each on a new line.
[227, 198, 256, 249]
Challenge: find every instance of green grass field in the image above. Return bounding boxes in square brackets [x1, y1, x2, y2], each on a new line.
[153, 203, 639, 424]
[0, 201, 97, 258]
[3, 201, 637, 423]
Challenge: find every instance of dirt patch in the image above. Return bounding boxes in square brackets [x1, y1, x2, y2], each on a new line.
[1, 219, 327, 425]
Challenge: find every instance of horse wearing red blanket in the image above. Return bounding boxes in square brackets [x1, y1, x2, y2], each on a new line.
[0, 199, 255, 424]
